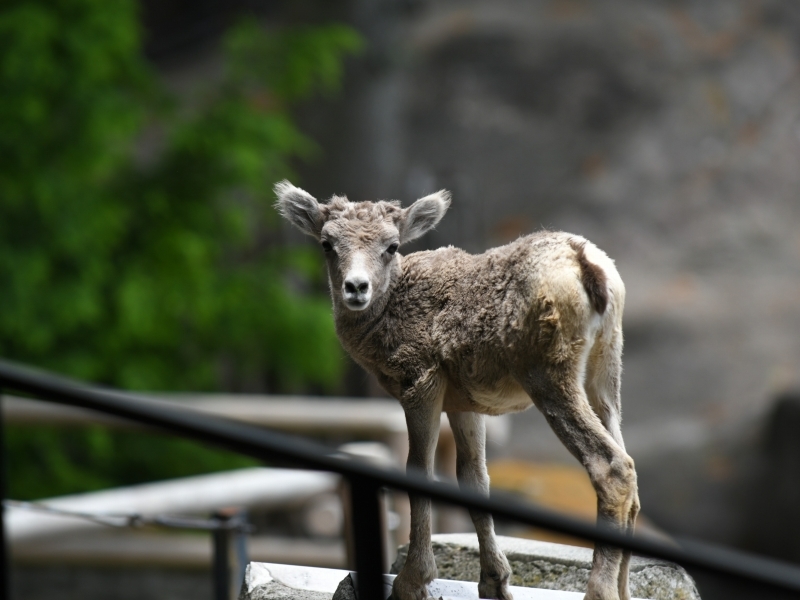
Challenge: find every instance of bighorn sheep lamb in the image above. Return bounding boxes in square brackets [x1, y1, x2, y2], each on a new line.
[275, 181, 639, 600]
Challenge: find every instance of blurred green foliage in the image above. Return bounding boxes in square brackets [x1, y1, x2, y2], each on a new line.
[0, 0, 363, 499]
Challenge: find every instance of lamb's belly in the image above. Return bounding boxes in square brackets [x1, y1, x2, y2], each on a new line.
[470, 380, 532, 416]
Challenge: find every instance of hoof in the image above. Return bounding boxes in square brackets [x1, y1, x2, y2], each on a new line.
[390, 577, 430, 600]
[478, 575, 513, 600]
[583, 587, 620, 600]
[617, 586, 631, 600]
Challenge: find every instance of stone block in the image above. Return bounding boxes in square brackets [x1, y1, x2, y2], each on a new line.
[391, 534, 700, 600]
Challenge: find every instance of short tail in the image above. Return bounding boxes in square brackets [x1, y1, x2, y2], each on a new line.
[570, 240, 608, 315]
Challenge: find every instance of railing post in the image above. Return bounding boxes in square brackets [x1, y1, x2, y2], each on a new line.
[0, 392, 9, 600]
[232, 509, 249, 596]
[349, 475, 386, 600]
[213, 507, 249, 600]
[213, 510, 232, 600]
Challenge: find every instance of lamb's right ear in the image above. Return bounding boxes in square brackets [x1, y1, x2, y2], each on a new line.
[274, 180, 325, 239]
[399, 190, 452, 244]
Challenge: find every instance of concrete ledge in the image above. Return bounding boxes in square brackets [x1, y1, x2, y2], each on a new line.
[240, 562, 603, 599]
[241, 563, 338, 600]
[239, 562, 663, 599]
[391, 534, 700, 600]
[8, 468, 338, 542]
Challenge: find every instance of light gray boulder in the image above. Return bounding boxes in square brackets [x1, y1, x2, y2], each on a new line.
[391, 534, 701, 600]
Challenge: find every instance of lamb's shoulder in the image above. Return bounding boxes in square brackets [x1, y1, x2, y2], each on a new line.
[381, 246, 467, 351]
[431, 239, 542, 339]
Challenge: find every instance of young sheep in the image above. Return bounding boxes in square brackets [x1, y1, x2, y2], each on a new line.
[275, 181, 639, 600]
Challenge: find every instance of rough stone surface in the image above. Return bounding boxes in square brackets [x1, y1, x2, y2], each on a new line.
[240, 580, 332, 600]
[391, 534, 701, 600]
[331, 574, 357, 600]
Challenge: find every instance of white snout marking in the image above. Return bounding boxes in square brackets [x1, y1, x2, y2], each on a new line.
[342, 252, 372, 311]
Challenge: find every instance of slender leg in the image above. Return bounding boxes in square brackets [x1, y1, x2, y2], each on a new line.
[391, 390, 444, 600]
[616, 494, 640, 600]
[586, 332, 639, 600]
[521, 367, 637, 600]
[447, 411, 513, 600]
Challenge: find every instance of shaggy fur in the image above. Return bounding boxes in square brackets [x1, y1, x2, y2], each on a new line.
[275, 181, 639, 600]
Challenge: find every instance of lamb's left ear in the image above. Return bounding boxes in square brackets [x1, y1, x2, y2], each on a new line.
[274, 180, 326, 239]
[399, 190, 451, 244]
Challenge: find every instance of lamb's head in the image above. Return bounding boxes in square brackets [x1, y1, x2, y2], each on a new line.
[274, 180, 451, 312]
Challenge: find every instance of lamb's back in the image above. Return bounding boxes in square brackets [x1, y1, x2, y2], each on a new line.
[399, 232, 580, 359]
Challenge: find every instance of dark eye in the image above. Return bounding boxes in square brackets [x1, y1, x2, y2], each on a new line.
[321, 240, 333, 253]
[386, 243, 399, 256]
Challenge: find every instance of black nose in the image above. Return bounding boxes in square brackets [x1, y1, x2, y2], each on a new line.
[344, 281, 369, 294]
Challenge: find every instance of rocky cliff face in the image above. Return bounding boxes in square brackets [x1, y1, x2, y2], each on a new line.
[298, 0, 800, 550]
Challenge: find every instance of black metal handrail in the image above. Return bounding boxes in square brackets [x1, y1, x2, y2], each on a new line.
[2, 358, 800, 599]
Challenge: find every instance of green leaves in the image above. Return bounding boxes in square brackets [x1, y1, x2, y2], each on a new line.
[0, 0, 363, 393]
[2, 0, 364, 500]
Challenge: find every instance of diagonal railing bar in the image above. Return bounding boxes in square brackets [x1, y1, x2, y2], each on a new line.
[2, 358, 800, 596]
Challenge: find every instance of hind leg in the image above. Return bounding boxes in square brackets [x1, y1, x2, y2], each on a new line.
[447, 410, 513, 600]
[521, 364, 638, 600]
[586, 332, 639, 600]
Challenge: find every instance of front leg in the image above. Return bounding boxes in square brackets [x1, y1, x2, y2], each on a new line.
[391, 377, 445, 600]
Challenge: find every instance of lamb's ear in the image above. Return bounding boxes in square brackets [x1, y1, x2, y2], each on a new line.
[399, 190, 451, 244]
[274, 180, 325, 239]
